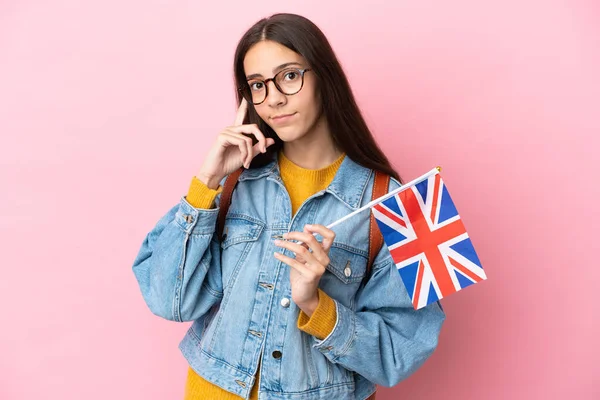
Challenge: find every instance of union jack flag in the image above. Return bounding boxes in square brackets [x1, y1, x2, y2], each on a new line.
[372, 171, 487, 310]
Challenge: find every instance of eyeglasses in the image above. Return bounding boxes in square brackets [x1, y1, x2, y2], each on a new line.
[238, 68, 312, 105]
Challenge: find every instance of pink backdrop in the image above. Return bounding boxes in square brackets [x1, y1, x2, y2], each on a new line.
[1, 1, 598, 399]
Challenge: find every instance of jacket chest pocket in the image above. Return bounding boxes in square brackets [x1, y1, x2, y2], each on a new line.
[319, 243, 368, 309]
[220, 214, 264, 290]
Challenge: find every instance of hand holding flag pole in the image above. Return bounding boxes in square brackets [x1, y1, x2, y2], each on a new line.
[274, 165, 486, 309]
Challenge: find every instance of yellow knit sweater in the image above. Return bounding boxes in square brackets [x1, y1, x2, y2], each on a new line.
[182, 150, 346, 400]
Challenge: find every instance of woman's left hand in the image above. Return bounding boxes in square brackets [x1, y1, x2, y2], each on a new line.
[274, 224, 335, 316]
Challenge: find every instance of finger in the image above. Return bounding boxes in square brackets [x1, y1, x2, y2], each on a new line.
[230, 124, 267, 153]
[254, 138, 276, 157]
[282, 232, 328, 266]
[249, 138, 276, 158]
[220, 131, 251, 168]
[304, 224, 335, 252]
[274, 239, 320, 270]
[233, 98, 248, 126]
[244, 133, 253, 167]
[274, 251, 314, 277]
[224, 130, 253, 168]
[302, 227, 313, 251]
[251, 142, 266, 158]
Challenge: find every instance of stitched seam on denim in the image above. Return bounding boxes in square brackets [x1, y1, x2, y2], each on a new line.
[302, 332, 318, 388]
[259, 381, 353, 395]
[221, 222, 264, 249]
[224, 241, 253, 290]
[354, 168, 375, 211]
[188, 324, 203, 343]
[371, 256, 393, 273]
[332, 307, 356, 361]
[172, 232, 188, 322]
[238, 163, 277, 181]
[239, 287, 259, 366]
[326, 354, 333, 385]
[224, 213, 266, 226]
[200, 280, 223, 299]
[208, 292, 230, 353]
[199, 348, 253, 379]
[189, 229, 216, 237]
[221, 233, 261, 248]
[331, 242, 368, 259]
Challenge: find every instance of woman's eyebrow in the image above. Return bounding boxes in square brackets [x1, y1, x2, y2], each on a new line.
[246, 62, 303, 80]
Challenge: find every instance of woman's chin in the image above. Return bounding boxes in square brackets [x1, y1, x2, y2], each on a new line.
[272, 126, 303, 142]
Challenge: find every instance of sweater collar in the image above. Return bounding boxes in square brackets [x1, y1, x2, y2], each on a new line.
[238, 150, 372, 210]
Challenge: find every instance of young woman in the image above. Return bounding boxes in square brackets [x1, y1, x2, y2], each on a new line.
[132, 13, 445, 400]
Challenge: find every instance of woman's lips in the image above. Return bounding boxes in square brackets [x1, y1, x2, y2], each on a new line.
[271, 112, 297, 124]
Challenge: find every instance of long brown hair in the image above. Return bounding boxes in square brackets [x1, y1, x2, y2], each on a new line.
[233, 13, 402, 183]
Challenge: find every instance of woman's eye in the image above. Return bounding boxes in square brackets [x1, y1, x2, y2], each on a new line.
[284, 71, 299, 81]
[250, 82, 264, 91]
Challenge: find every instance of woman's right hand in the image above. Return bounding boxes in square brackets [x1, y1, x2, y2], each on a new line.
[196, 98, 276, 189]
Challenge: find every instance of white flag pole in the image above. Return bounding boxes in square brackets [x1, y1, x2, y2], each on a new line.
[325, 166, 442, 230]
[272, 166, 442, 242]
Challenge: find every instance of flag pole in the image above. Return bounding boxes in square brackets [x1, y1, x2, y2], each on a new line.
[324, 166, 442, 230]
[272, 166, 442, 241]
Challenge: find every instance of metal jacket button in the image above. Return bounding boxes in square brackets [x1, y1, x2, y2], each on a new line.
[280, 298, 290, 308]
[344, 261, 352, 277]
[272, 350, 282, 359]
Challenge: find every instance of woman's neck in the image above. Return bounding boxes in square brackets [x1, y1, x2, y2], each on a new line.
[281, 114, 343, 169]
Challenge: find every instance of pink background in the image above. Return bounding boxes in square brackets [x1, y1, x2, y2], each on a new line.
[1, 1, 598, 399]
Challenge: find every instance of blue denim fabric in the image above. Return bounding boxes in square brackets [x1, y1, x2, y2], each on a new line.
[132, 152, 445, 400]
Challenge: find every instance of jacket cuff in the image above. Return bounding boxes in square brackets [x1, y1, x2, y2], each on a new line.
[309, 295, 356, 362]
[297, 288, 337, 340]
[185, 176, 223, 209]
[177, 195, 220, 236]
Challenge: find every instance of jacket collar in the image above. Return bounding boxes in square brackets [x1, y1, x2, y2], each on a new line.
[238, 150, 372, 210]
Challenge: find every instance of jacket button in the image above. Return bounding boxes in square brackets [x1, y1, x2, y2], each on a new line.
[272, 350, 282, 359]
[280, 298, 290, 308]
[184, 214, 194, 223]
[344, 266, 352, 277]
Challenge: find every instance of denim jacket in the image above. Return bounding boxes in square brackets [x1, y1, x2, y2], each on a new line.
[132, 152, 445, 400]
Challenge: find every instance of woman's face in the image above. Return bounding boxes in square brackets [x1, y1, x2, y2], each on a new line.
[243, 40, 322, 142]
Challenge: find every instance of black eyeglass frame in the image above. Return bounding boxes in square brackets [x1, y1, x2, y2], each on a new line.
[238, 68, 312, 105]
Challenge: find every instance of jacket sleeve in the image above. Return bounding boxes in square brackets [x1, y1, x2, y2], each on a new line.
[305, 253, 446, 387]
[132, 176, 227, 322]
